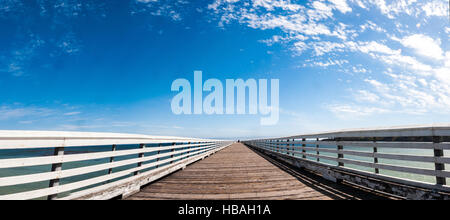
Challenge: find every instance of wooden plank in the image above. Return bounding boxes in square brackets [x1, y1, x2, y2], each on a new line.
[127, 143, 388, 200]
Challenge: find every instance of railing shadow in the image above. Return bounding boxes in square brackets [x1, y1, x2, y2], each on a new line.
[246, 145, 395, 200]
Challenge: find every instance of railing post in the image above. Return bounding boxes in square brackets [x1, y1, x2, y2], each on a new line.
[337, 143, 344, 167]
[156, 143, 161, 168]
[108, 144, 117, 175]
[292, 139, 295, 157]
[277, 140, 279, 153]
[316, 138, 320, 162]
[170, 142, 175, 164]
[302, 138, 306, 159]
[433, 136, 446, 185]
[286, 139, 290, 155]
[133, 144, 145, 176]
[48, 146, 64, 200]
[187, 142, 191, 158]
[373, 138, 379, 174]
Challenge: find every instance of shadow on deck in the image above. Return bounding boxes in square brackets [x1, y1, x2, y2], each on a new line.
[126, 143, 393, 200]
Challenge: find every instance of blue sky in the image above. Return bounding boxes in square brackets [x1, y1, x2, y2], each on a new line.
[0, 0, 449, 139]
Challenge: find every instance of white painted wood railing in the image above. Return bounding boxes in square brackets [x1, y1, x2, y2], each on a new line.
[244, 125, 450, 193]
[0, 131, 233, 200]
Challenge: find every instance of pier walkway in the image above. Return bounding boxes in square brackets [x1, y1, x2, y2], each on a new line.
[127, 143, 387, 200]
[1, 125, 450, 200]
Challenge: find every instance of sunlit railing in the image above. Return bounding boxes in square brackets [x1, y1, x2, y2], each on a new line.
[244, 125, 450, 197]
[0, 131, 233, 200]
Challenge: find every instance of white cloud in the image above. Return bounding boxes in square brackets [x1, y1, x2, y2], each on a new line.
[377, 54, 433, 74]
[253, 0, 303, 11]
[355, 90, 379, 102]
[328, 0, 352, 14]
[308, 1, 334, 21]
[57, 32, 81, 55]
[365, 0, 447, 19]
[357, 41, 400, 55]
[328, 104, 390, 117]
[371, 0, 419, 19]
[64, 111, 81, 116]
[400, 34, 444, 60]
[293, 41, 307, 54]
[207, 0, 450, 118]
[132, 0, 187, 21]
[311, 41, 346, 56]
[304, 59, 349, 67]
[0, 105, 54, 120]
[445, 52, 450, 67]
[2, 35, 45, 77]
[136, 0, 158, 3]
[360, 20, 386, 33]
[422, 0, 448, 17]
[332, 22, 356, 40]
[352, 66, 367, 73]
[351, 0, 367, 9]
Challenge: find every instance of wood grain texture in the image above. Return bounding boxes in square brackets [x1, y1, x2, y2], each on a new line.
[127, 143, 391, 200]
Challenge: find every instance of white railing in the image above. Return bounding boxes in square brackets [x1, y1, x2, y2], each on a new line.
[244, 124, 450, 194]
[0, 130, 233, 200]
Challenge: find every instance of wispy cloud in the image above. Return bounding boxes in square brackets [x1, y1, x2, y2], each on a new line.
[0, 105, 54, 120]
[1, 34, 45, 77]
[328, 104, 390, 118]
[0, 1, 106, 77]
[131, 0, 188, 21]
[208, 0, 449, 118]
[63, 111, 82, 116]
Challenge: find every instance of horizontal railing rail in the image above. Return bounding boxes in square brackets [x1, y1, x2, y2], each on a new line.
[243, 125, 450, 199]
[0, 131, 233, 200]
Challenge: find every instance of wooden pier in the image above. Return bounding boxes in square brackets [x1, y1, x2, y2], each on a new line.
[1, 125, 450, 200]
[127, 143, 389, 200]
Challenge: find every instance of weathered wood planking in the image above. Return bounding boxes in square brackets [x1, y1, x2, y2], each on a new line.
[127, 143, 390, 200]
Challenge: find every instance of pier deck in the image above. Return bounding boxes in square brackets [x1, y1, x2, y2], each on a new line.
[127, 143, 389, 200]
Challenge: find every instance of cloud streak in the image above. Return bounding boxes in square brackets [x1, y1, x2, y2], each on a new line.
[207, 0, 449, 118]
